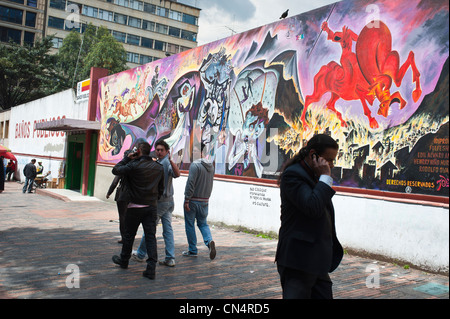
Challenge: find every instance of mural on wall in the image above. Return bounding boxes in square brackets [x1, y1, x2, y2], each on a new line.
[96, 0, 449, 197]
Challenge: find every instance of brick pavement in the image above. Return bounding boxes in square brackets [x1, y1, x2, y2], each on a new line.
[0, 181, 448, 301]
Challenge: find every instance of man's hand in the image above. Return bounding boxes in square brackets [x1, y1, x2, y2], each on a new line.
[184, 202, 190, 212]
[312, 155, 331, 176]
[128, 151, 139, 160]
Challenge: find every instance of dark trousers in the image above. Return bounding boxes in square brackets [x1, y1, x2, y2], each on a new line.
[121, 205, 158, 270]
[277, 265, 333, 299]
[116, 201, 128, 241]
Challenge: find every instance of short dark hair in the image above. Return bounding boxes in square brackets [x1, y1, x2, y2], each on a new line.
[155, 140, 169, 151]
[138, 142, 151, 155]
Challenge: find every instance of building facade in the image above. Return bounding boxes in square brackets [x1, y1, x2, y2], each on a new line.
[1, 0, 200, 68]
[0, 0, 45, 46]
[46, 0, 200, 68]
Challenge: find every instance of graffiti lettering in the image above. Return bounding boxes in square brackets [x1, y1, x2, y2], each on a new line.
[436, 175, 449, 191]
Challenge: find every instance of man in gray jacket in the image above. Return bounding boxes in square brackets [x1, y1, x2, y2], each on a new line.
[182, 142, 216, 259]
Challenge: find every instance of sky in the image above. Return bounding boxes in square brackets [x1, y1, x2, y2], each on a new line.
[178, 0, 339, 46]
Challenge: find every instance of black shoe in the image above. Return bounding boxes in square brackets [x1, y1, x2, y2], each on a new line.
[112, 255, 128, 269]
[208, 240, 216, 260]
[143, 267, 155, 280]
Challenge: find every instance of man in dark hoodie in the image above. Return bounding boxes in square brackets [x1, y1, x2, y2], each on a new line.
[182, 142, 216, 260]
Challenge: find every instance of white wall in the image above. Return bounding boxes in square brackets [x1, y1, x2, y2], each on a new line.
[333, 195, 449, 273]
[95, 165, 449, 273]
[8, 89, 88, 181]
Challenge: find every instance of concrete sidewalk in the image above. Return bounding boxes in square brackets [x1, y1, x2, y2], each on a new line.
[0, 181, 448, 300]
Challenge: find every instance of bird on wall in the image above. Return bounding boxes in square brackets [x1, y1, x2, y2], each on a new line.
[280, 9, 289, 19]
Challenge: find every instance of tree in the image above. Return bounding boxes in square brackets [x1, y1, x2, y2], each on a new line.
[0, 36, 65, 110]
[57, 25, 128, 87]
[0, 25, 129, 109]
[82, 28, 128, 76]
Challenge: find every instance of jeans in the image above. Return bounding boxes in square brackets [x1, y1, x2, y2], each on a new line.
[136, 201, 175, 260]
[184, 200, 213, 254]
[23, 177, 34, 193]
[121, 205, 158, 269]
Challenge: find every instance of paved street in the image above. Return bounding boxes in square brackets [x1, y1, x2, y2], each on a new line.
[0, 181, 448, 301]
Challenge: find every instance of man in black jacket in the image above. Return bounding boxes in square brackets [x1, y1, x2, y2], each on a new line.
[275, 134, 343, 299]
[111, 142, 164, 279]
[22, 159, 37, 193]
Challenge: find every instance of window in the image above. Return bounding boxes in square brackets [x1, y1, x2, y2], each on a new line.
[169, 10, 182, 21]
[24, 31, 34, 46]
[127, 52, 139, 64]
[166, 43, 179, 54]
[67, 1, 81, 13]
[183, 13, 198, 26]
[127, 34, 140, 46]
[48, 16, 65, 29]
[142, 20, 154, 31]
[82, 5, 98, 18]
[0, 5, 23, 25]
[168, 26, 180, 38]
[179, 46, 190, 53]
[27, 0, 37, 7]
[114, 13, 127, 25]
[49, 0, 66, 10]
[129, 0, 143, 11]
[25, 11, 36, 27]
[143, 3, 155, 14]
[155, 23, 167, 35]
[141, 37, 153, 48]
[154, 40, 165, 51]
[112, 30, 126, 43]
[156, 7, 168, 17]
[128, 16, 141, 28]
[140, 55, 152, 65]
[0, 120, 9, 138]
[52, 37, 64, 48]
[0, 26, 21, 44]
[181, 30, 196, 42]
[115, 0, 128, 6]
[99, 9, 113, 22]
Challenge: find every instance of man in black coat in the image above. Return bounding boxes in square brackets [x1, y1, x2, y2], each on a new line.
[111, 142, 164, 279]
[22, 159, 37, 194]
[275, 134, 343, 299]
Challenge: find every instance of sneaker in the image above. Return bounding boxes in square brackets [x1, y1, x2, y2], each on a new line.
[208, 241, 216, 260]
[159, 259, 176, 267]
[182, 250, 198, 257]
[112, 255, 128, 269]
[132, 252, 145, 262]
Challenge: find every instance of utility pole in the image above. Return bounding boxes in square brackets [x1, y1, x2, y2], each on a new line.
[71, 20, 86, 89]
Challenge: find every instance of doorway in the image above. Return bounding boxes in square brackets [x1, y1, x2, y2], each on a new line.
[66, 138, 84, 191]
